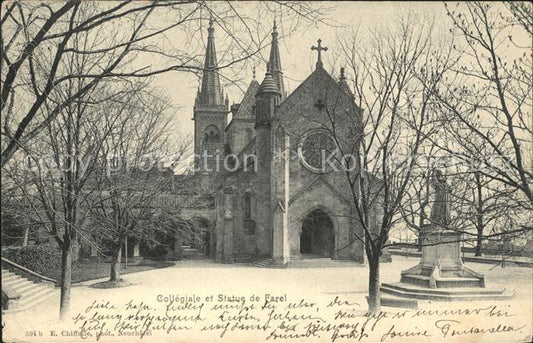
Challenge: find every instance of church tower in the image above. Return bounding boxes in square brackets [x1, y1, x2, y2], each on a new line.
[254, 61, 282, 256]
[268, 21, 286, 99]
[193, 18, 229, 173]
[251, 22, 285, 256]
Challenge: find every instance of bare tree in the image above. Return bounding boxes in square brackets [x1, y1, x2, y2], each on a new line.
[1, 1, 331, 318]
[504, 1, 533, 35]
[18, 68, 139, 319]
[1, 1, 328, 167]
[1, 159, 36, 247]
[395, 2, 531, 271]
[88, 90, 180, 283]
[318, 15, 455, 313]
[452, 171, 520, 256]
[430, 2, 533, 207]
[400, 147, 521, 257]
[399, 145, 439, 251]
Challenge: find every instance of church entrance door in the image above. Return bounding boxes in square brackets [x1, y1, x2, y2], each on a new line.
[300, 209, 334, 258]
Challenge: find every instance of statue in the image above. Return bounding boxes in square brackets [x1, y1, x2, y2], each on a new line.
[429, 169, 451, 227]
[380, 169, 510, 301]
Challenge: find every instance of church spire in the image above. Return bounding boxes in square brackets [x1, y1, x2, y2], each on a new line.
[268, 20, 285, 99]
[196, 17, 225, 109]
[338, 67, 354, 97]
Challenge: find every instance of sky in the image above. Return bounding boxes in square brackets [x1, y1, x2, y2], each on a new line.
[143, 2, 444, 138]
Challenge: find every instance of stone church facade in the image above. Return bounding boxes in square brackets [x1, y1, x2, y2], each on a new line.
[191, 20, 366, 265]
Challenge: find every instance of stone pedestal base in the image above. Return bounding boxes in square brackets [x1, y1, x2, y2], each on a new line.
[419, 230, 465, 276]
[400, 229, 485, 288]
[381, 227, 512, 302]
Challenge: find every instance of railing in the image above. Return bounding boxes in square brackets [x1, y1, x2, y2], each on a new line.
[2, 257, 57, 285]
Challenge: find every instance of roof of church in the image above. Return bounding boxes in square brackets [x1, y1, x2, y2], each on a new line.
[257, 63, 281, 95]
[233, 79, 260, 119]
[269, 21, 285, 98]
[196, 18, 225, 109]
[276, 64, 354, 110]
[269, 21, 282, 75]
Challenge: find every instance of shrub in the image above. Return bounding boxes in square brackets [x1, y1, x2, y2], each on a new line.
[140, 242, 169, 260]
[2, 244, 62, 275]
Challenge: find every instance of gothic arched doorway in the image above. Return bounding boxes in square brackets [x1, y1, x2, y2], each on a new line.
[300, 209, 335, 258]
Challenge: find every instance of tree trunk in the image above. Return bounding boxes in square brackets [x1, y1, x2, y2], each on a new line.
[71, 238, 79, 262]
[59, 244, 72, 320]
[367, 256, 381, 314]
[22, 226, 29, 247]
[110, 245, 122, 282]
[474, 171, 484, 257]
[475, 228, 483, 256]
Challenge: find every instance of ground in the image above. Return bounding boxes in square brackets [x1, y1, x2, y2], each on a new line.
[45, 259, 174, 283]
[3, 256, 532, 343]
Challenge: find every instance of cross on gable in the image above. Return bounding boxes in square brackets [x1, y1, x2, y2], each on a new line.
[311, 39, 328, 69]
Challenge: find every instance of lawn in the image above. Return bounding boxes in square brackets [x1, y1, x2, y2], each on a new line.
[42, 258, 174, 283]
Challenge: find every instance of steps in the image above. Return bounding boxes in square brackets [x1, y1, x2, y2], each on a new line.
[288, 258, 358, 268]
[380, 296, 418, 309]
[2, 269, 57, 313]
[380, 282, 513, 302]
[250, 259, 272, 268]
[401, 274, 483, 288]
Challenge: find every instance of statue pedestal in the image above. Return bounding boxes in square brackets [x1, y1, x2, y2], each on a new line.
[399, 227, 484, 288]
[420, 229, 466, 277]
[381, 226, 512, 303]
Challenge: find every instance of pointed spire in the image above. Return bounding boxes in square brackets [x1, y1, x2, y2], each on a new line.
[338, 67, 354, 97]
[268, 20, 285, 99]
[196, 16, 225, 109]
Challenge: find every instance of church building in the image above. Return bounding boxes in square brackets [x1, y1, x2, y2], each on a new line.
[191, 20, 367, 265]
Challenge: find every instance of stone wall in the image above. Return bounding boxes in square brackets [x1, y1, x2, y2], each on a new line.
[212, 67, 373, 264]
[193, 110, 228, 172]
[226, 119, 255, 154]
[273, 67, 365, 262]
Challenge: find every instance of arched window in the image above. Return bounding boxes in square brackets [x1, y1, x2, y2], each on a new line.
[204, 125, 221, 144]
[246, 128, 253, 143]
